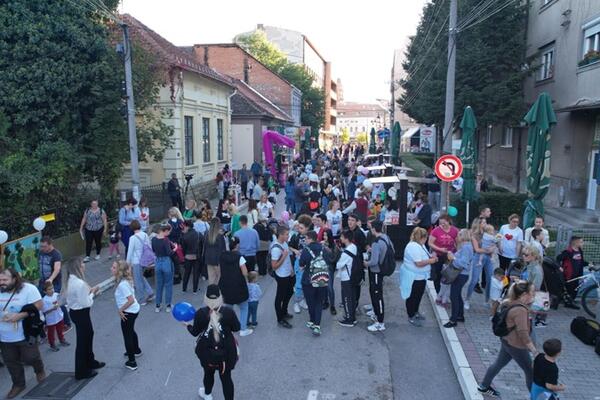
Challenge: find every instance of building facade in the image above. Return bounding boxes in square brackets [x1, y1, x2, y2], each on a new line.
[391, 47, 418, 131]
[481, 0, 600, 209]
[337, 102, 389, 138]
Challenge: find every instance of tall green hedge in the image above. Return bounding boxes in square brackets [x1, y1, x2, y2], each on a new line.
[449, 192, 528, 229]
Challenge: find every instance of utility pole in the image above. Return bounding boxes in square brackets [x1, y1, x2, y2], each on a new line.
[440, 0, 458, 211]
[121, 24, 141, 202]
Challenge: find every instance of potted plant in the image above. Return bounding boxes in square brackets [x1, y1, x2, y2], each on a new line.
[578, 50, 600, 67]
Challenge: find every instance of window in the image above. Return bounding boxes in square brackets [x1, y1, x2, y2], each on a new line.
[582, 18, 600, 61]
[538, 45, 554, 80]
[502, 127, 513, 148]
[202, 118, 210, 162]
[217, 119, 224, 161]
[184, 116, 194, 165]
[486, 125, 493, 146]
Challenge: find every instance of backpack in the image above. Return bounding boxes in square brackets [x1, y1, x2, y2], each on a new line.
[570, 316, 600, 346]
[491, 303, 527, 337]
[377, 237, 396, 277]
[307, 248, 330, 288]
[343, 250, 365, 285]
[267, 243, 284, 278]
[134, 235, 156, 268]
[196, 316, 227, 365]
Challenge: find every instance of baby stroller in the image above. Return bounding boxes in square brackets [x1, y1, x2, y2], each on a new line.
[541, 256, 577, 310]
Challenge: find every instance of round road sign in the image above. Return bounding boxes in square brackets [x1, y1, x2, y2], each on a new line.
[434, 155, 463, 182]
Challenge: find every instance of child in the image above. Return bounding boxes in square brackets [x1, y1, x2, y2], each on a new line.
[478, 224, 498, 267]
[41, 281, 70, 351]
[247, 271, 262, 328]
[488, 268, 507, 317]
[531, 228, 545, 257]
[531, 338, 566, 400]
[108, 222, 120, 259]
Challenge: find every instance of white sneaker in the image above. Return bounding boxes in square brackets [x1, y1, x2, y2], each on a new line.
[464, 301, 470, 310]
[300, 299, 308, 310]
[198, 387, 213, 400]
[94, 255, 101, 261]
[293, 302, 301, 314]
[239, 329, 254, 337]
[165, 305, 172, 313]
[155, 306, 161, 313]
[366, 310, 378, 322]
[83, 256, 90, 263]
[363, 304, 373, 311]
[367, 322, 385, 332]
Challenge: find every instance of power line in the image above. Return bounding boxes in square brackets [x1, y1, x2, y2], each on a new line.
[460, 0, 519, 31]
[406, 15, 449, 78]
[413, 0, 447, 54]
[457, 0, 496, 30]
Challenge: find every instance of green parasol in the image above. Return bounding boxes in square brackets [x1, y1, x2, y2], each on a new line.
[523, 92, 556, 229]
[391, 121, 401, 165]
[311, 127, 319, 149]
[369, 128, 377, 154]
[303, 127, 311, 150]
[459, 106, 478, 226]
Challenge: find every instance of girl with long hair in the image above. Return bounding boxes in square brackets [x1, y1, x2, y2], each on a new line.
[111, 261, 141, 370]
[204, 218, 227, 284]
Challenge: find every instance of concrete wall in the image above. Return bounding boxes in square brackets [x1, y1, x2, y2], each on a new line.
[232, 123, 255, 168]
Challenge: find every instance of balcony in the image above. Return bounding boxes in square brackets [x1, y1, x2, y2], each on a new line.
[330, 89, 337, 102]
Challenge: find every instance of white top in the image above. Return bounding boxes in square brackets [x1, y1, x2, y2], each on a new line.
[127, 231, 150, 265]
[139, 207, 150, 231]
[239, 256, 246, 266]
[66, 275, 94, 310]
[499, 225, 524, 259]
[42, 293, 64, 326]
[402, 242, 432, 280]
[489, 277, 505, 302]
[258, 201, 273, 219]
[524, 227, 549, 247]
[336, 243, 357, 281]
[270, 241, 293, 277]
[247, 209, 259, 227]
[531, 240, 545, 258]
[326, 210, 343, 236]
[115, 280, 140, 314]
[193, 220, 210, 235]
[0, 283, 42, 343]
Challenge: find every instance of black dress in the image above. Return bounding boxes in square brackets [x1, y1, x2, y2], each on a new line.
[218, 251, 249, 305]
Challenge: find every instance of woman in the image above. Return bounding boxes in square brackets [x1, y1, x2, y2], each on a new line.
[475, 172, 489, 193]
[217, 199, 231, 232]
[200, 199, 213, 222]
[151, 224, 175, 313]
[443, 229, 473, 328]
[498, 214, 524, 271]
[79, 200, 108, 262]
[126, 220, 154, 305]
[219, 237, 253, 337]
[204, 218, 227, 285]
[257, 194, 274, 220]
[254, 216, 272, 276]
[229, 204, 241, 236]
[428, 214, 459, 297]
[246, 199, 259, 227]
[185, 285, 239, 400]
[285, 175, 296, 214]
[216, 172, 225, 200]
[62, 258, 104, 380]
[465, 217, 495, 309]
[399, 227, 438, 327]
[119, 198, 141, 252]
[321, 228, 337, 315]
[183, 199, 197, 220]
[182, 220, 202, 293]
[222, 164, 233, 198]
[478, 281, 538, 397]
[139, 198, 150, 232]
[326, 200, 343, 239]
[112, 260, 141, 371]
[167, 207, 184, 244]
[413, 193, 432, 230]
[524, 216, 549, 247]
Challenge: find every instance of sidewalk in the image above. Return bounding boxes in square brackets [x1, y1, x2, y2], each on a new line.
[434, 285, 600, 400]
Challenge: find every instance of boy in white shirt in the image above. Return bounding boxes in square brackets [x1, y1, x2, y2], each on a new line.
[42, 281, 70, 351]
[488, 268, 506, 317]
[336, 230, 358, 327]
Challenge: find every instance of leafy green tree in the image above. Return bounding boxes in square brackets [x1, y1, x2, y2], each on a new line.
[340, 127, 350, 144]
[0, 0, 172, 237]
[399, 0, 528, 129]
[235, 31, 289, 73]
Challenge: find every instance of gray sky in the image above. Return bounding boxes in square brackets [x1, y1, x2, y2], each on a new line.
[119, 0, 428, 102]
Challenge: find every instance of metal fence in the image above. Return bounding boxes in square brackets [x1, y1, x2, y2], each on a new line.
[555, 225, 600, 264]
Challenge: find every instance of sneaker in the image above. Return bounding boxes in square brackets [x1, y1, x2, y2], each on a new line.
[443, 321, 457, 328]
[155, 306, 161, 313]
[94, 255, 101, 261]
[125, 360, 138, 371]
[564, 302, 580, 310]
[367, 322, 385, 332]
[140, 301, 147, 306]
[165, 305, 172, 313]
[6, 386, 25, 399]
[464, 300, 471, 310]
[322, 302, 329, 310]
[312, 325, 321, 336]
[60, 340, 70, 346]
[363, 304, 373, 311]
[146, 295, 155, 303]
[414, 312, 426, 321]
[123, 350, 143, 357]
[408, 318, 423, 327]
[49, 345, 60, 352]
[306, 321, 315, 329]
[278, 320, 293, 329]
[293, 302, 301, 314]
[239, 329, 254, 337]
[366, 310, 377, 322]
[474, 284, 483, 294]
[300, 299, 308, 310]
[83, 256, 91, 263]
[198, 387, 213, 400]
[338, 319, 355, 327]
[477, 385, 500, 397]
[283, 313, 294, 320]
[535, 320, 547, 328]
[36, 370, 47, 383]
[330, 306, 337, 315]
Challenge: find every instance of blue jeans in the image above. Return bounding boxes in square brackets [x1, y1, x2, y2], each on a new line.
[467, 253, 494, 301]
[227, 301, 249, 331]
[132, 264, 153, 302]
[294, 259, 304, 302]
[327, 263, 335, 306]
[155, 256, 173, 307]
[295, 202, 304, 215]
[450, 274, 468, 322]
[247, 301, 258, 325]
[286, 198, 295, 214]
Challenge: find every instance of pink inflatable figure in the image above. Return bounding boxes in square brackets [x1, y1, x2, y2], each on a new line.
[262, 130, 296, 185]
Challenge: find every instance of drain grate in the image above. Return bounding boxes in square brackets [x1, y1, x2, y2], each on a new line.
[23, 372, 93, 400]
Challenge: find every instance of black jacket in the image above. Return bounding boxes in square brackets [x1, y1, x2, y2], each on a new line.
[219, 251, 249, 305]
[188, 306, 240, 369]
[21, 303, 43, 340]
[182, 229, 202, 258]
[204, 234, 226, 266]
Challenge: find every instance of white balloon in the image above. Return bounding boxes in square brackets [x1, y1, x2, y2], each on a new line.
[363, 179, 373, 191]
[33, 217, 46, 232]
[0, 230, 7, 245]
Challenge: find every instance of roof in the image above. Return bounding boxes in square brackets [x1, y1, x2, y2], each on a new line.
[230, 79, 293, 123]
[121, 15, 232, 88]
[337, 101, 388, 117]
[556, 98, 600, 113]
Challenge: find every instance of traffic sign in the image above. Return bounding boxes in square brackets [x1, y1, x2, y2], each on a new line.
[434, 155, 463, 182]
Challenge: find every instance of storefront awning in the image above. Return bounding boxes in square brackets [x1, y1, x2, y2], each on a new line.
[401, 127, 420, 139]
[556, 98, 600, 113]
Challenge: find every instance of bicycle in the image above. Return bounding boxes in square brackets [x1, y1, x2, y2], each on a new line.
[567, 264, 600, 319]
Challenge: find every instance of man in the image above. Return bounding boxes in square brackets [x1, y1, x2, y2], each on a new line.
[167, 173, 183, 210]
[240, 164, 249, 200]
[271, 226, 295, 328]
[252, 177, 264, 201]
[0, 268, 46, 399]
[251, 160, 262, 182]
[365, 221, 393, 332]
[234, 215, 260, 272]
[294, 178, 308, 216]
[38, 237, 72, 329]
[289, 215, 312, 314]
[426, 171, 441, 212]
[347, 214, 366, 311]
[479, 205, 492, 220]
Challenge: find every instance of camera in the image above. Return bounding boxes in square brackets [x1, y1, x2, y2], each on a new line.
[184, 174, 194, 183]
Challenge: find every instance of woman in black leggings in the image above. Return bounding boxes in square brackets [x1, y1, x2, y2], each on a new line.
[186, 284, 240, 400]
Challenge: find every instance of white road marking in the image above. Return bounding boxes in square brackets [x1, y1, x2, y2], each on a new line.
[307, 390, 319, 400]
[164, 370, 172, 386]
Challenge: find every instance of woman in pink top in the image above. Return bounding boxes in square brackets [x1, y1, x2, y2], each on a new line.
[428, 214, 459, 303]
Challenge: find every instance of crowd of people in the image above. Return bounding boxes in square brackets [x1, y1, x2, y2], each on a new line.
[0, 144, 587, 400]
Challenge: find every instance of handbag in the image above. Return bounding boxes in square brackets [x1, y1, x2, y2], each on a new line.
[441, 262, 461, 284]
[532, 291, 550, 312]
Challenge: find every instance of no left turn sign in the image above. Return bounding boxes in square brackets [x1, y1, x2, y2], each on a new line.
[434, 155, 463, 182]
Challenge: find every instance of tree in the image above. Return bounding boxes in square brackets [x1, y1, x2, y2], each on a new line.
[0, 0, 172, 237]
[340, 127, 350, 144]
[235, 32, 325, 138]
[356, 132, 368, 146]
[399, 0, 528, 129]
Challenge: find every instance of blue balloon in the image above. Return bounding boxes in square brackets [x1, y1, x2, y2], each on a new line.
[448, 206, 458, 217]
[172, 302, 196, 322]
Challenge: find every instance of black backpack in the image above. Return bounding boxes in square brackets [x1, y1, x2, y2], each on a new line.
[196, 319, 227, 365]
[570, 316, 600, 346]
[377, 237, 396, 277]
[343, 250, 365, 285]
[491, 304, 527, 337]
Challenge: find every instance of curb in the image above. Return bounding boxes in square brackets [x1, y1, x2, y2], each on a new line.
[426, 281, 483, 400]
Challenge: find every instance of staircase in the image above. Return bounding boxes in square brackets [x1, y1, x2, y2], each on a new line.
[545, 207, 600, 229]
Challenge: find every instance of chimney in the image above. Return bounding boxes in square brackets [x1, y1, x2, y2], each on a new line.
[257, 24, 264, 30]
[243, 58, 250, 84]
[203, 46, 209, 66]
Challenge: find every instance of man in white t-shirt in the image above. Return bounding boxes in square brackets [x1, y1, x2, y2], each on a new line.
[270, 226, 294, 328]
[0, 268, 46, 398]
[498, 214, 524, 270]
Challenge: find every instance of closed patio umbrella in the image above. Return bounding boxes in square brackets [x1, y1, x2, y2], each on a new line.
[459, 106, 477, 226]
